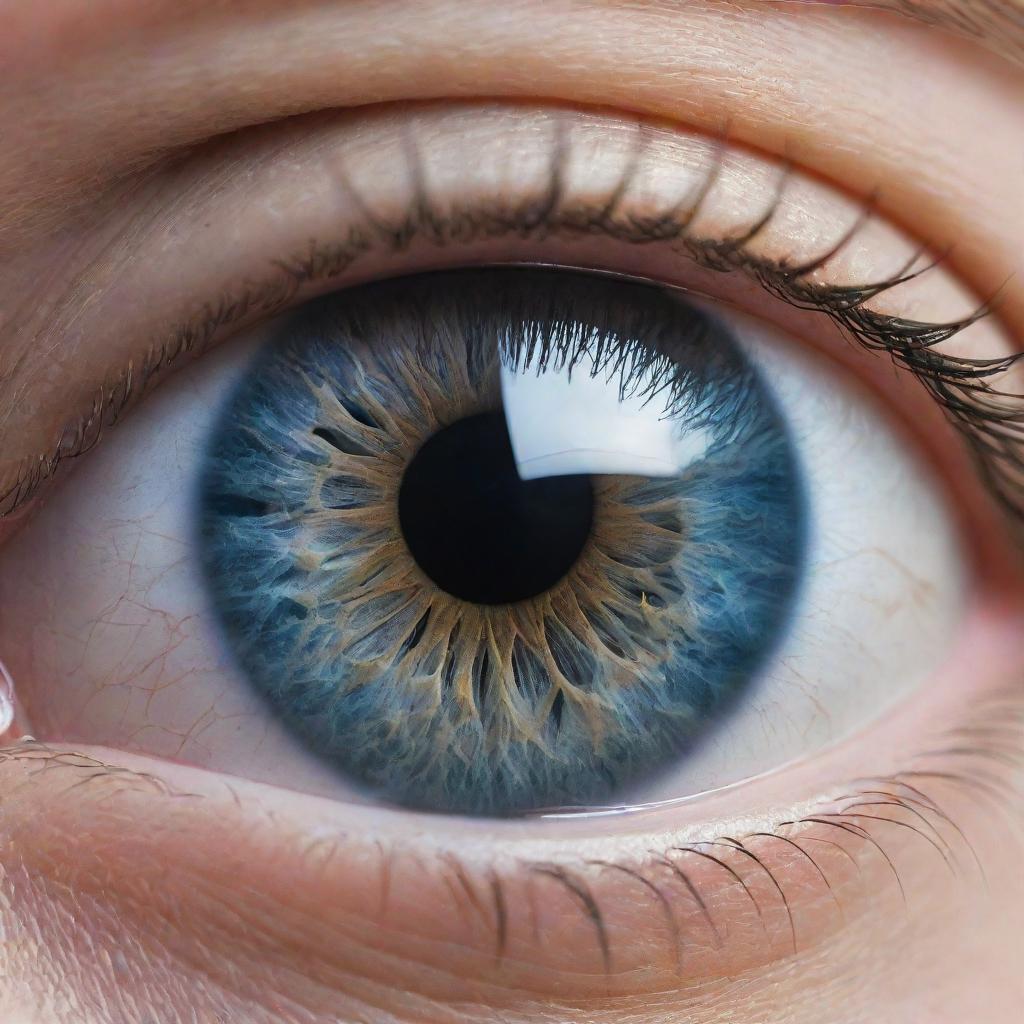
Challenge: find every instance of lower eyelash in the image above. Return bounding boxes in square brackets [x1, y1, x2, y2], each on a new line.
[499, 691, 1022, 974]
[4, 113, 1019, 546]
[0, 689, 1018, 985]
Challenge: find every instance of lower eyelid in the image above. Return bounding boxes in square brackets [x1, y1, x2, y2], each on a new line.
[4, 663, 1022, 1008]
[0, 747, 892, 993]
[2, 582, 1021, 1007]
[5, 612, 1022, 998]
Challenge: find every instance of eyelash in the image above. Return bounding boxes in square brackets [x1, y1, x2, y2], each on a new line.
[2, 111, 1022, 979]
[4, 689, 1021, 971]
[3, 121, 1021, 550]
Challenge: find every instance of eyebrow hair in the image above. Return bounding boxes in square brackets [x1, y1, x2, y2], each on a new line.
[785, 0, 1024, 63]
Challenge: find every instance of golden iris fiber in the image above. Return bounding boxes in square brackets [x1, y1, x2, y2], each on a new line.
[198, 270, 805, 815]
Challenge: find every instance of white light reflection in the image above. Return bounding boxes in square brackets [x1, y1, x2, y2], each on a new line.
[0, 657, 17, 738]
[500, 334, 713, 481]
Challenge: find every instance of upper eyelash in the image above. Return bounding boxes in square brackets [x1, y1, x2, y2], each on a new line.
[1, 113, 1020, 539]
[1, 114, 1017, 989]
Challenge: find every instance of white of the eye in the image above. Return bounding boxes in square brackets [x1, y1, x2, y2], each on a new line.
[628, 308, 966, 803]
[0, 306, 967, 807]
[500, 332, 713, 480]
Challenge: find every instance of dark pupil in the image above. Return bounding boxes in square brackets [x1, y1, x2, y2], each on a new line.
[398, 411, 595, 605]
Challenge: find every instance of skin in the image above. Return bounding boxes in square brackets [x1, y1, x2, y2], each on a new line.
[1, 2, 1023, 1022]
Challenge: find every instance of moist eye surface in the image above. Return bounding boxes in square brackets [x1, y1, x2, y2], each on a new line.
[197, 268, 806, 815]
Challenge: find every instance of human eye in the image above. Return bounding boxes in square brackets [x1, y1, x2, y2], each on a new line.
[2, 5, 1022, 1024]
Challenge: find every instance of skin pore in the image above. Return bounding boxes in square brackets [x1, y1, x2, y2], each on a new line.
[1, 2, 1023, 1022]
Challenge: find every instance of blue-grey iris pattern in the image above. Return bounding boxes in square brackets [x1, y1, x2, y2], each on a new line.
[197, 270, 806, 815]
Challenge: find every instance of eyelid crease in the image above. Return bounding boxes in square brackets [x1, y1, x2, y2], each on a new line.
[782, 0, 1024, 65]
[0, 110, 1019, 544]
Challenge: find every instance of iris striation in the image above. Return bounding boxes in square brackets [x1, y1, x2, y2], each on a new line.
[198, 269, 805, 815]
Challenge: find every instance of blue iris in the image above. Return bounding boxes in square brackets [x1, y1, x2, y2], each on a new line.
[197, 270, 806, 815]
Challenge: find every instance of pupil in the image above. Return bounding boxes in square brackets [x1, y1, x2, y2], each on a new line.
[398, 411, 595, 605]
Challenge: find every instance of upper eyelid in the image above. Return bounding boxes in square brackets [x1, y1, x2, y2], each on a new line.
[0, 107, 1018, 527]
[6, 3, 1021, 334]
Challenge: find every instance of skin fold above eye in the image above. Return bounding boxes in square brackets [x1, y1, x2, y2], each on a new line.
[0, 4, 1023, 1023]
